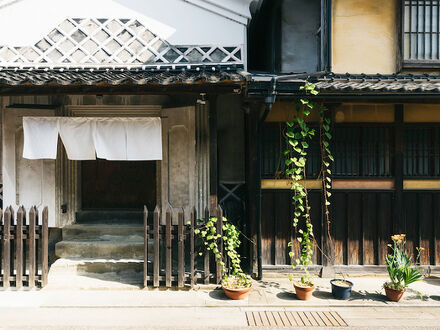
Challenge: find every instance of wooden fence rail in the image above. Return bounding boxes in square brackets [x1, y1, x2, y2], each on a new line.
[144, 205, 223, 288]
[0, 205, 48, 289]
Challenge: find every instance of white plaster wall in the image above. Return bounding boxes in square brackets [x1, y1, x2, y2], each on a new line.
[2, 107, 56, 226]
[0, 0, 249, 46]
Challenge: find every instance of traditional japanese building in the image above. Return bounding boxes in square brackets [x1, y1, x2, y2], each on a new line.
[247, 0, 440, 277]
[0, 0, 251, 286]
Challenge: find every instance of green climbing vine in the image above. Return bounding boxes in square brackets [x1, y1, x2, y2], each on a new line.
[195, 217, 252, 289]
[284, 82, 334, 285]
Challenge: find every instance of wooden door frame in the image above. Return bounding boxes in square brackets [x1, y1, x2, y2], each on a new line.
[60, 105, 162, 224]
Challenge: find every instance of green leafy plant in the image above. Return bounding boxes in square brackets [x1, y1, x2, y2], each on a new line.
[195, 216, 252, 289]
[384, 234, 424, 291]
[285, 82, 334, 286]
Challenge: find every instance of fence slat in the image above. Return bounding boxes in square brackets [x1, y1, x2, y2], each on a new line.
[204, 206, 210, 285]
[28, 206, 36, 289]
[165, 207, 172, 288]
[42, 206, 49, 287]
[3, 207, 12, 289]
[190, 207, 196, 289]
[178, 208, 185, 288]
[143, 206, 148, 287]
[216, 205, 223, 284]
[153, 206, 160, 288]
[16, 207, 24, 289]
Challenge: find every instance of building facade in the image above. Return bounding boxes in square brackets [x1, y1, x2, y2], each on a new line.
[0, 0, 252, 282]
[247, 0, 440, 277]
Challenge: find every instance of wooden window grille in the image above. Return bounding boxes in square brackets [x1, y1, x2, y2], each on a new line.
[333, 126, 394, 178]
[403, 127, 440, 177]
[403, 1, 440, 67]
[262, 123, 320, 179]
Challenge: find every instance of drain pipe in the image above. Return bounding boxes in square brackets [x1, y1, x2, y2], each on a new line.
[255, 80, 276, 280]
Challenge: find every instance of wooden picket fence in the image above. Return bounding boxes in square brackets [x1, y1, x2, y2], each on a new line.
[143, 205, 224, 288]
[0, 206, 48, 289]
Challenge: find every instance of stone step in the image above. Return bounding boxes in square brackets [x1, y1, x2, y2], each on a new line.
[49, 258, 144, 275]
[55, 240, 145, 259]
[62, 224, 143, 241]
[75, 210, 143, 224]
[47, 258, 144, 289]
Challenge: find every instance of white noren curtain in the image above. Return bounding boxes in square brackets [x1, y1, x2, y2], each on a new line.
[23, 117, 162, 161]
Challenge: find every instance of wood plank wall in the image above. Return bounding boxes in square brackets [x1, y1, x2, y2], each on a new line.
[261, 189, 440, 266]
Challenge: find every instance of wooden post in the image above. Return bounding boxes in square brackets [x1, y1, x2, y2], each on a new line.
[153, 206, 160, 288]
[394, 105, 404, 234]
[204, 206, 210, 284]
[165, 206, 172, 288]
[216, 205, 223, 284]
[177, 208, 185, 288]
[16, 207, 24, 289]
[209, 95, 218, 214]
[28, 206, 37, 289]
[143, 206, 149, 288]
[41, 206, 49, 287]
[245, 102, 260, 276]
[3, 207, 12, 289]
[190, 207, 196, 288]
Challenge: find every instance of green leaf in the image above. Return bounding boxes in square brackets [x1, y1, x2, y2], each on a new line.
[301, 141, 309, 148]
[325, 132, 332, 140]
[286, 131, 295, 138]
[328, 154, 334, 161]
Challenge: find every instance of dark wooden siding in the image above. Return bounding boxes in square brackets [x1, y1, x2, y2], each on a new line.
[262, 189, 439, 266]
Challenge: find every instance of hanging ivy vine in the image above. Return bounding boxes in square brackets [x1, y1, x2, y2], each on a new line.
[284, 82, 334, 285]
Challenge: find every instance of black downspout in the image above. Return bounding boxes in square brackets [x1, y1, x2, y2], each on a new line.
[256, 93, 276, 280]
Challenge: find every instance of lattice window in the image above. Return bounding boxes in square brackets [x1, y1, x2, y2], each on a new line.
[333, 126, 393, 178]
[0, 18, 243, 68]
[403, 1, 440, 66]
[404, 127, 440, 177]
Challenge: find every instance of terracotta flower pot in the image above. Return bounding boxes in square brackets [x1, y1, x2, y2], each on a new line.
[385, 286, 406, 302]
[294, 282, 315, 300]
[222, 286, 252, 300]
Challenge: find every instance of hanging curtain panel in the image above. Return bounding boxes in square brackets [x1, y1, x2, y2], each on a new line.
[22, 117, 163, 161]
[93, 118, 128, 161]
[59, 117, 96, 160]
[126, 117, 162, 160]
[23, 117, 59, 159]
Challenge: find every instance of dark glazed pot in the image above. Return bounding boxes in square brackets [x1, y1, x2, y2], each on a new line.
[330, 279, 353, 300]
[222, 286, 252, 300]
[293, 282, 315, 300]
[385, 286, 406, 302]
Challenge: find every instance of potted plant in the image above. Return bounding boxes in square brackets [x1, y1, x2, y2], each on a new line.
[195, 216, 252, 300]
[285, 82, 334, 301]
[289, 226, 315, 300]
[330, 278, 353, 300]
[383, 234, 424, 302]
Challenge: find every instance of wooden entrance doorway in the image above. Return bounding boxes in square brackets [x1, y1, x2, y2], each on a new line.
[81, 160, 156, 210]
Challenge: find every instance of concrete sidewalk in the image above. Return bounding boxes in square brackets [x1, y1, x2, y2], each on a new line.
[0, 306, 439, 329]
[0, 276, 439, 328]
[1, 275, 438, 308]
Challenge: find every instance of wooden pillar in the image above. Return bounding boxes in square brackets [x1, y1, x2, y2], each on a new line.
[321, 105, 334, 266]
[394, 104, 404, 234]
[245, 101, 261, 276]
[209, 95, 218, 213]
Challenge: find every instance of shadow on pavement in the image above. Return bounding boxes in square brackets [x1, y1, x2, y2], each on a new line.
[208, 288, 230, 301]
[276, 291, 299, 301]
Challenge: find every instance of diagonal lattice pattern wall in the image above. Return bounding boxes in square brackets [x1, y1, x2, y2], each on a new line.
[0, 18, 243, 68]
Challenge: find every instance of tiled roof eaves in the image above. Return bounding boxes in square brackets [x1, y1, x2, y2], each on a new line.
[249, 72, 440, 94]
[0, 67, 246, 87]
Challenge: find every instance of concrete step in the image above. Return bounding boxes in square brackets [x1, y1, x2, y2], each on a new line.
[75, 210, 143, 224]
[47, 258, 144, 289]
[62, 224, 143, 241]
[49, 258, 144, 275]
[55, 240, 145, 259]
